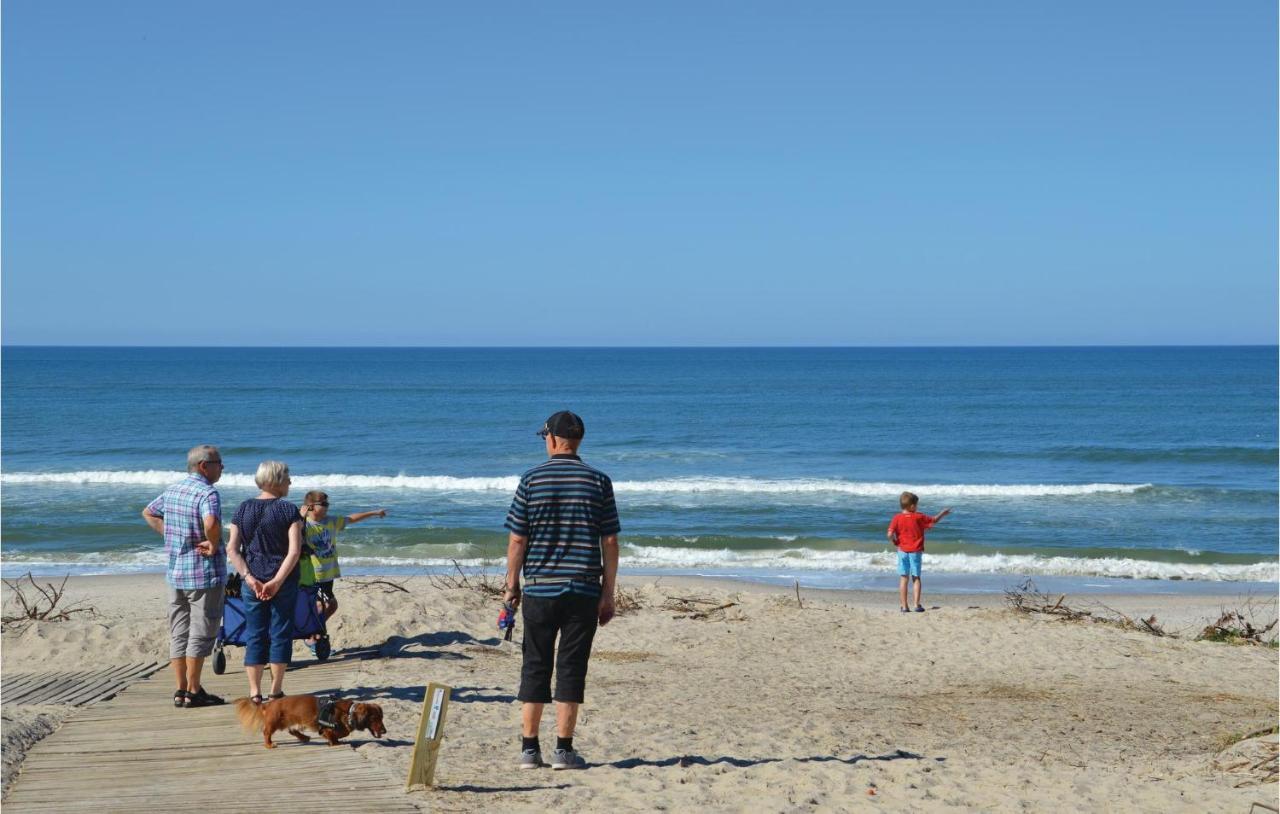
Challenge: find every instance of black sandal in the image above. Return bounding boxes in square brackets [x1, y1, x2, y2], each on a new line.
[250, 694, 265, 705]
[267, 691, 285, 700]
[183, 687, 226, 708]
[173, 690, 188, 708]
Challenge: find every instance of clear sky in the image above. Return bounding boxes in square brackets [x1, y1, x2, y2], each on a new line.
[3, 2, 1275, 346]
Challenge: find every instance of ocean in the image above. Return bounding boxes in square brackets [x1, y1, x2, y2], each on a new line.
[2, 346, 1276, 594]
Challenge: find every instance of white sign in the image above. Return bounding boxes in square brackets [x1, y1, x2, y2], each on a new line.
[426, 686, 445, 740]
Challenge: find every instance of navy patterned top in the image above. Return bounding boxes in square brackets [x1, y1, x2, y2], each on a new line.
[232, 498, 302, 583]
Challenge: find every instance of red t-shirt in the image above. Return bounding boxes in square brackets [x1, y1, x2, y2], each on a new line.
[889, 511, 935, 553]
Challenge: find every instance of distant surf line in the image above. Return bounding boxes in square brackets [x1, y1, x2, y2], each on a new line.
[1, 470, 1154, 498]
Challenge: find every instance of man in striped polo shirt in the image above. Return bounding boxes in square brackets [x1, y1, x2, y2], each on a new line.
[503, 410, 621, 771]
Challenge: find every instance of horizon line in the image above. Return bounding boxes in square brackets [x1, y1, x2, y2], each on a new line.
[3, 343, 1277, 350]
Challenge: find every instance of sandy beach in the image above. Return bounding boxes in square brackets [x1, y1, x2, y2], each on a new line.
[3, 573, 1276, 812]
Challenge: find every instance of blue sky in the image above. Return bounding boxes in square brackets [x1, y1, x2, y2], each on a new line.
[3, 2, 1275, 345]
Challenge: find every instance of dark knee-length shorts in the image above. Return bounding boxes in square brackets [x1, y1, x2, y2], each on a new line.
[518, 592, 599, 704]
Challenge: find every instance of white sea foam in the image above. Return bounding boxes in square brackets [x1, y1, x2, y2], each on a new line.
[0, 470, 521, 491]
[7, 546, 1272, 583]
[0, 470, 1152, 498]
[0, 550, 169, 574]
[611, 546, 1278, 582]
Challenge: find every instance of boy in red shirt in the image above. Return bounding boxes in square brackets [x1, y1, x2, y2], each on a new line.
[887, 491, 951, 613]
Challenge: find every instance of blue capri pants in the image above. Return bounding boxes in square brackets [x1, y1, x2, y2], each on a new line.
[243, 578, 298, 666]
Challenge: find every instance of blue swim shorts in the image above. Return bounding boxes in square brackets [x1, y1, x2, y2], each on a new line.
[897, 550, 922, 578]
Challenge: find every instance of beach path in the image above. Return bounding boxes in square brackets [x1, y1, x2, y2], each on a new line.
[4, 653, 421, 813]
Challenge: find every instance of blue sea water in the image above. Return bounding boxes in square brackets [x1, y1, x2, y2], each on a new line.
[2, 346, 1276, 592]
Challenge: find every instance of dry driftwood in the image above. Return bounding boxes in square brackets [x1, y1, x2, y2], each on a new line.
[1, 573, 97, 630]
[1094, 602, 1168, 637]
[1005, 579, 1168, 636]
[346, 577, 410, 594]
[425, 559, 504, 598]
[1004, 580, 1094, 622]
[614, 585, 644, 616]
[661, 594, 739, 620]
[1198, 610, 1279, 646]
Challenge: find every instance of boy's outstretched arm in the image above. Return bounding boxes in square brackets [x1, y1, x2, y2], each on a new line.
[933, 508, 952, 523]
[345, 509, 388, 525]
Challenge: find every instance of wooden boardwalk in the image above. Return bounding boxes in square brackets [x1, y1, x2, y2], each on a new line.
[4, 662, 163, 706]
[4, 654, 421, 813]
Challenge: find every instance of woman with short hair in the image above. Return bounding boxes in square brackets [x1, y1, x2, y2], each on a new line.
[226, 460, 303, 703]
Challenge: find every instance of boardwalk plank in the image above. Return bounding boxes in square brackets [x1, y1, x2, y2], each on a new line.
[4, 658, 420, 812]
[68, 662, 161, 702]
[4, 663, 163, 706]
[4, 671, 87, 704]
[2, 670, 64, 695]
[50, 663, 149, 707]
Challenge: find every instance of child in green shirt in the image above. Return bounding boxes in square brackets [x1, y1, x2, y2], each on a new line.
[300, 490, 387, 648]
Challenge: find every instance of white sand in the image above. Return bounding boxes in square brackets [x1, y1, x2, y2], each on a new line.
[3, 573, 1277, 811]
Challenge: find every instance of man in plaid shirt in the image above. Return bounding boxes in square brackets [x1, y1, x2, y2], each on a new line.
[142, 444, 228, 708]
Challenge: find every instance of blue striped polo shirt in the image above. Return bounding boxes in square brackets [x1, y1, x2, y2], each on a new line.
[504, 454, 621, 598]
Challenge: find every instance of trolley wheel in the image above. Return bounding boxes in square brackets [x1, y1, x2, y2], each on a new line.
[212, 644, 226, 675]
[314, 636, 331, 662]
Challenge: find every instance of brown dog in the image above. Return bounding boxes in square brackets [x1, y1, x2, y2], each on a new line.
[235, 695, 386, 749]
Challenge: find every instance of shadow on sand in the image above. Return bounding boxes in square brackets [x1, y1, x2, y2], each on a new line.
[605, 749, 934, 770]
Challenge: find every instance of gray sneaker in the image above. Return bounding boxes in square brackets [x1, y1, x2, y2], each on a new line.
[551, 748, 587, 770]
[519, 748, 544, 769]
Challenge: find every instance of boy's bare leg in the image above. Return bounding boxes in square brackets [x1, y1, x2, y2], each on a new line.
[912, 576, 922, 608]
[898, 576, 909, 609]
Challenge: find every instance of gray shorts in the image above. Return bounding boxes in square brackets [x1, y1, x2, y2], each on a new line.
[168, 586, 225, 659]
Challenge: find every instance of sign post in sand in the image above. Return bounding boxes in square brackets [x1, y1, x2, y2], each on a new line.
[406, 682, 452, 789]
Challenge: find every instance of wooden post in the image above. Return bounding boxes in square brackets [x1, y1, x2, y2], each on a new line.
[406, 682, 452, 789]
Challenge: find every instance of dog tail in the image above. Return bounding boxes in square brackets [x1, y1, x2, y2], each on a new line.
[234, 697, 265, 733]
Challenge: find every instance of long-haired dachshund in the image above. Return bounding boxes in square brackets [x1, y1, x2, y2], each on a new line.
[235, 694, 386, 749]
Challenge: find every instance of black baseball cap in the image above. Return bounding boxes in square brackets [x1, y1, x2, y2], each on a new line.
[537, 410, 585, 440]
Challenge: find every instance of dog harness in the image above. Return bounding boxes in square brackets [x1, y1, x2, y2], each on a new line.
[317, 696, 360, 734]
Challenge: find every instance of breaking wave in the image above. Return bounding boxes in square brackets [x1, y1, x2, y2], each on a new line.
[3, 545, 1273, 582]
[1, 470, 1152, 499]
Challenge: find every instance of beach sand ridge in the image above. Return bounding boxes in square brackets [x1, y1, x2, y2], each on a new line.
[2, 574, 1276, 811]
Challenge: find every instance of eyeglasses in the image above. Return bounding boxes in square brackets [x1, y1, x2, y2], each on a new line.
[310, 502, 329, 508]
[537, 425, 550, 439]
[203, 459, 223, 467]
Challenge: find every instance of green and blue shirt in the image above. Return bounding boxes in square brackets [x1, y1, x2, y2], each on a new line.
[301, 516, 345, 585]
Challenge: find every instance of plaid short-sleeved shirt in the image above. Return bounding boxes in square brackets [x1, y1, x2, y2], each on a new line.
[146, 474, 225, 589]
